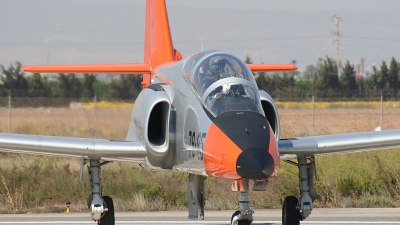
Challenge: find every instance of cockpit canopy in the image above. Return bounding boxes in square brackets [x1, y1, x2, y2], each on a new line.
[182, 51, 263, 117]
[183, 51, 256, 94]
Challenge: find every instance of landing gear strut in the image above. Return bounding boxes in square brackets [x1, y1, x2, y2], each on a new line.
[282, 157, 317, 225]
[231, 179, 253, 225]
[87, 159, 115, 225]
[188, 173, 206, 220]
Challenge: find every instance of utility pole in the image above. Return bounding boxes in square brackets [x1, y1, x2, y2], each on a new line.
[360, 58, 365, 77]
[332, 14, 342, 77]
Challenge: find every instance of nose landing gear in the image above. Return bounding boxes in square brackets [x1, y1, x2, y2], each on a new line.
[230, 179, 253, 225]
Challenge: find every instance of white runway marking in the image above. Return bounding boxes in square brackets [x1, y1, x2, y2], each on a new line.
[2, 221, 400, 224]
[2, 209, 400, 225]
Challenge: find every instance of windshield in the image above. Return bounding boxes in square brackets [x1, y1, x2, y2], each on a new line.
[203, 81, 263, 117]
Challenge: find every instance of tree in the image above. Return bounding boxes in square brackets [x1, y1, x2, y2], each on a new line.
[368, 60, 390, 97]
[280, 72, 295, 99]
[244, 54, 253, 64]
[315, 56, 340, 98]
[356, 77, 367, 97]
[93, 80, 110, 100]
[255, 71, 267, 90]
[294, 79, 313, 98]
[302, 64, 317, 80]
[109, 74, 142, 100]
[388, 57, 399, 96]
[368, 65, 381, 94]
[28, 73, 51, 97]
[82, 74, 97, 99]
[340, 61, 357, 97]
[380, 61, 389, 91]
[0, 61, 29, 96]
[57, 73, 82, 99]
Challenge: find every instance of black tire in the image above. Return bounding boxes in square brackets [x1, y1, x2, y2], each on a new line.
[99, 196, 115, 225]
[238, 220, 251, 225]
[282, 196, 300, 225]
[231, 210, 251, 225]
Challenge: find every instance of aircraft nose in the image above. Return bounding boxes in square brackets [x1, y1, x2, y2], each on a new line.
[204, 111, 279, 180]
[236, 147, 275, 179]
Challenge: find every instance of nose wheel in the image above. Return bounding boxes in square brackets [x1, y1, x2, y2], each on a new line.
[282, 196, 300, 225]
[231, 210, 252, 225]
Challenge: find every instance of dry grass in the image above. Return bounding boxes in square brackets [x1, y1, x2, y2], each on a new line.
[279, 107, 400, 138]
[276, 101, 400, 109]
[0, 107, 130, 139]
[2, 104, 399, 139]
[1, 103, 400, 213]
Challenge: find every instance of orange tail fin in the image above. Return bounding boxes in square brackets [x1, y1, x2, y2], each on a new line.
[144, 0, 182, 67]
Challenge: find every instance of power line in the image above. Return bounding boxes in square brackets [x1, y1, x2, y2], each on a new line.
[341, 44, 400, 50]
[342, 36, 400, 42]
[0, 36, 331, 47]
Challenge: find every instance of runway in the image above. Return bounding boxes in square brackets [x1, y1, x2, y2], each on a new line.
[1, 208, 400, 225]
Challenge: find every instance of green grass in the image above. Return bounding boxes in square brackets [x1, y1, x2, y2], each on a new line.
[1, 149, 400, 213]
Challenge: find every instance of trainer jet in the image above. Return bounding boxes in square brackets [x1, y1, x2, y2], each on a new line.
[2, 1, 400, 225]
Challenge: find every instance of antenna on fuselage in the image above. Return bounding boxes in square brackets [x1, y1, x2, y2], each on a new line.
[201, 38, 204, 51]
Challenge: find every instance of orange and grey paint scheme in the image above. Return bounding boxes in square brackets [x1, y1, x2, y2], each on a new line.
[11, 0, 400, 224]
[204, 112, 279, 180]
[22, 0, 291, 183]
[17, 0, 308, 224]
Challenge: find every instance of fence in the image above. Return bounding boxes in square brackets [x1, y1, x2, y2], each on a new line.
[276, 99, 398, 139]
[1, 94, 399, 140]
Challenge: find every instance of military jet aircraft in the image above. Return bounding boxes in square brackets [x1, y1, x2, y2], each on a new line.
[3, 0, 400, 225]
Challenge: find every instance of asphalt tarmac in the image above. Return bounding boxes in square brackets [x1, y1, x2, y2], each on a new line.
[1, 208, 400, 225]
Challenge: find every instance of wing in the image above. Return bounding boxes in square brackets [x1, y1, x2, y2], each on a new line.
[279, 129, 400, 160]
[0, 133, 146, 163]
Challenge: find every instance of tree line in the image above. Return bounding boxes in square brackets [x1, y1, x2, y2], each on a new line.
[2, 56, 399, 106]
[255, 56, 400, 101]
[0, 62, 142, 106]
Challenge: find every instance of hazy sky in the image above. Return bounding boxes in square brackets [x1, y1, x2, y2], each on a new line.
[1, 0, 400, 73]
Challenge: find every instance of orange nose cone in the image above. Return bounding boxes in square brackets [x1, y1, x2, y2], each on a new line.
[203, 112, 280, 180]
[204, 122, 242, 179]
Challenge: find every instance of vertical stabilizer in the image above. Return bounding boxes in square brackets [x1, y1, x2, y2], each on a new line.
[144, 0, 182, 69]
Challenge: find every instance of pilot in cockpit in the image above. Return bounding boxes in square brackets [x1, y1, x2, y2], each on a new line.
[198, 56, 230, 93]
[209, 57, 224, 76]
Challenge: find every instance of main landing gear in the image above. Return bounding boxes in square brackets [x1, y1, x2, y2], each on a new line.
[86, 159, 115, 225]
[187, 173, 206, 220]
[282, 156, 317, 225]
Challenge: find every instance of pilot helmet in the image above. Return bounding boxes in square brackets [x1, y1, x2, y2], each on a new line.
[209, 56, 225, 73]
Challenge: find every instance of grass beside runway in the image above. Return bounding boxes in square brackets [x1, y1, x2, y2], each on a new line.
[0, 105, 400, 213]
